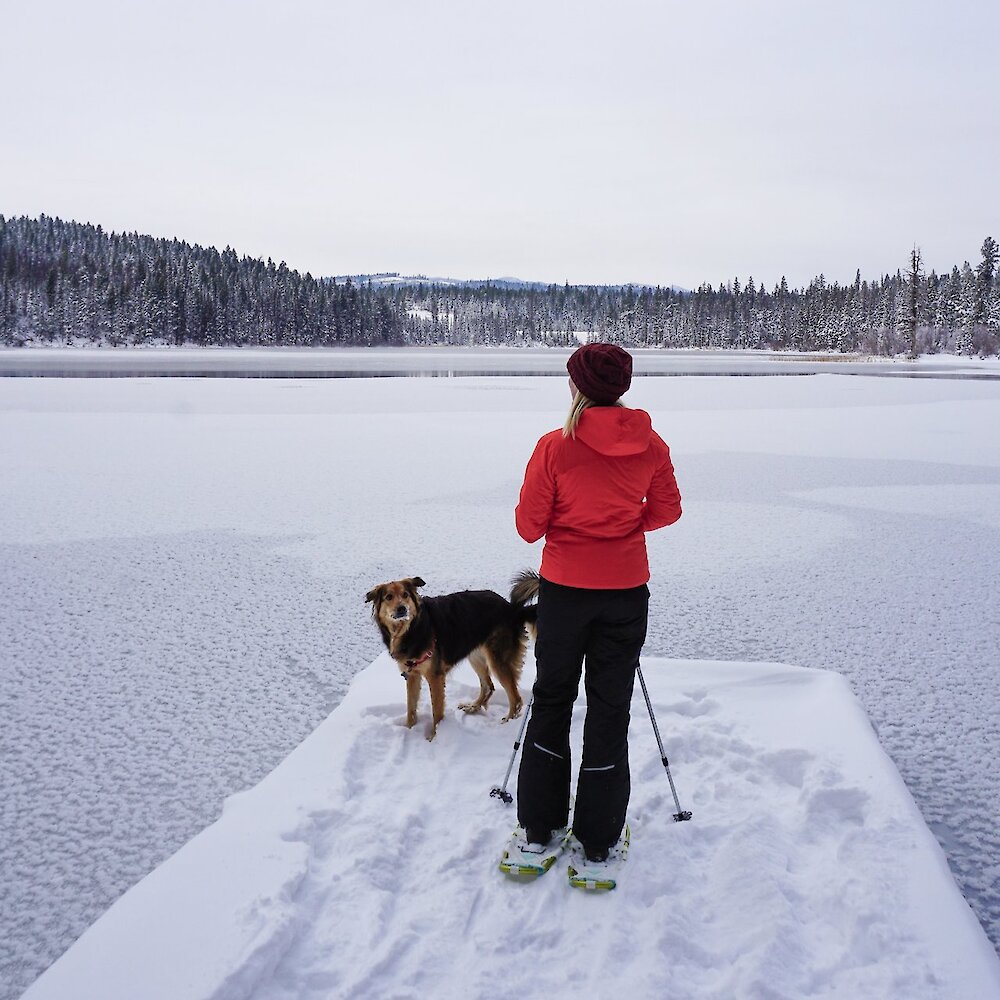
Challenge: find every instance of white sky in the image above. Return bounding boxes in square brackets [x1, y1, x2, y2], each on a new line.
[4, 0, 999, 290]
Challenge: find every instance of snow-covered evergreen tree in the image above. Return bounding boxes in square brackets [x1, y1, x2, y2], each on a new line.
[2, 216, 998, 355]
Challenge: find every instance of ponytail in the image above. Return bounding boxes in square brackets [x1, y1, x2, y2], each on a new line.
[563, 391, 623, 439]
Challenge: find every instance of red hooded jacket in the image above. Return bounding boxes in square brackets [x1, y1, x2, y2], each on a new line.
[515, 406, 682, 589]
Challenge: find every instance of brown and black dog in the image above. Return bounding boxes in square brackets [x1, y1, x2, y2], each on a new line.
[366, 575, 538, 740]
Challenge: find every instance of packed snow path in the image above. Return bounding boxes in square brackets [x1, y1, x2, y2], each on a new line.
[22, 656, 1000, 1000]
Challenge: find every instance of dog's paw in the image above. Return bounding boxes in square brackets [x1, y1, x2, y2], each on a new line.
[406, 713, 418, 729]
[458, 701, 486, 715]
[501, 703, 524, 723]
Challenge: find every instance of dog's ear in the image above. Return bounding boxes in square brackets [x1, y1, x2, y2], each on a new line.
[409, 577, 426, 589]
[365, 584, 385, 605]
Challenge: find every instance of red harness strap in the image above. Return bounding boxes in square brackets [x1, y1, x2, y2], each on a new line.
[403, 635, 436, 672]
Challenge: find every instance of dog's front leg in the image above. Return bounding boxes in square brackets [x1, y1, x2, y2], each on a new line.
[426, 670, 446, 741]
[405, 672, 421, 729]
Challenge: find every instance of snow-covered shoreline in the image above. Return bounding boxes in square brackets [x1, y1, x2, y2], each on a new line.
[21, 655, 1000, 1000]
[1, 345, 999, 378]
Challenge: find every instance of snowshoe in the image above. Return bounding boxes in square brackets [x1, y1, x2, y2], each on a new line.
[499, 826, 572, 880]
[567, 824, 630, 891]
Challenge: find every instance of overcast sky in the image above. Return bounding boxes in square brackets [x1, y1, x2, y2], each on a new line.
[4, 0, 998, 289]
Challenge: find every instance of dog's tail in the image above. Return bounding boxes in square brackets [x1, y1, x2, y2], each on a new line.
[510, 568, 540, 608]
[510, 569, 540, 638]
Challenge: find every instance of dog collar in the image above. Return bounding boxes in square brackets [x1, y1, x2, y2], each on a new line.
[402, 636, 436, 675]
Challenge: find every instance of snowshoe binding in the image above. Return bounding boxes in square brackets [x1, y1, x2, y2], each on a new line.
[499, 826, 572, 881]
[567, 824, 630, 892]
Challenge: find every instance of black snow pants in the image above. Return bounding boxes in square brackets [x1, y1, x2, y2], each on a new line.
[516, 576, 649, 856]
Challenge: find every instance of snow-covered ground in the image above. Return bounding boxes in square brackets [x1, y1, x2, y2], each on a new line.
[2, 368, 1000, 997]
[21, 656, 1000, 1000]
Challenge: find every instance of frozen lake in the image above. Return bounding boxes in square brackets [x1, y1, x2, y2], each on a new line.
[2, 359, 999, 996]
[2, 345, 1000, 379]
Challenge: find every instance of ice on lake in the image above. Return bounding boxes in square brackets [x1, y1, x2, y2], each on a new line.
[2, 361, 1000, 997]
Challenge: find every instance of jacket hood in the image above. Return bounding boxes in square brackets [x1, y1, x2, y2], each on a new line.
[575, 406, 652, 456]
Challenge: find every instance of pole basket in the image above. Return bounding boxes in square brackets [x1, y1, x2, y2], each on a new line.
[489, 697, 533, 806]
[639, 664, 692, 824]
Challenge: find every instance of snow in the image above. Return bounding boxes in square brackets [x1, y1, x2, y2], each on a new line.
[20, 655, 1000, 1000]
[3, 365, 1000, 997]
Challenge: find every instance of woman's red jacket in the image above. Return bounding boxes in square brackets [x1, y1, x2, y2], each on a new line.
[515, 406, 682, 590]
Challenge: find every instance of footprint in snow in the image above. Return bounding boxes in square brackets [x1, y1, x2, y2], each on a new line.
[661, 692, 719, 718]
[759, 748, 814, 788]
[805, 786, 870, 828]
[361, 702, 406, 723]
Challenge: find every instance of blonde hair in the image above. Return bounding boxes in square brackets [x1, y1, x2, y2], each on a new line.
[563, 391, 623, 438]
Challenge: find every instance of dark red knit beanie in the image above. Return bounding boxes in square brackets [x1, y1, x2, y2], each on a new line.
[567, 343, 633, 404]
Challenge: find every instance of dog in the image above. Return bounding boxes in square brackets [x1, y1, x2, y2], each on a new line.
[366, 575, 538, 740]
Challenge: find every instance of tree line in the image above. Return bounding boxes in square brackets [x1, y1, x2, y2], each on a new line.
[387, 239, 998, 357]
[0, 215, 401, 348]
[2, 215, 997, 355]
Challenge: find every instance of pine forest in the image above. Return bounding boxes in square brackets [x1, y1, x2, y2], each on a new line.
[2, 215, 998, 356]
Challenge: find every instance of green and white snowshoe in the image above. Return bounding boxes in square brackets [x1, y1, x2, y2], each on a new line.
[567, 824, 630, 892]
[499, 826, 572, 881]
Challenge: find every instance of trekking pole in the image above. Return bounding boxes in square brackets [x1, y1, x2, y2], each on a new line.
[636, 665, 692, 822]
[490, 696, 533, 804]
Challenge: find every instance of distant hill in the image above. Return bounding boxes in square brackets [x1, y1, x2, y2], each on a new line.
[334, 272, 689, 293]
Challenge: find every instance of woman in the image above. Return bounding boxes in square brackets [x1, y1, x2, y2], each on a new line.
[506, 342, 682, 887]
